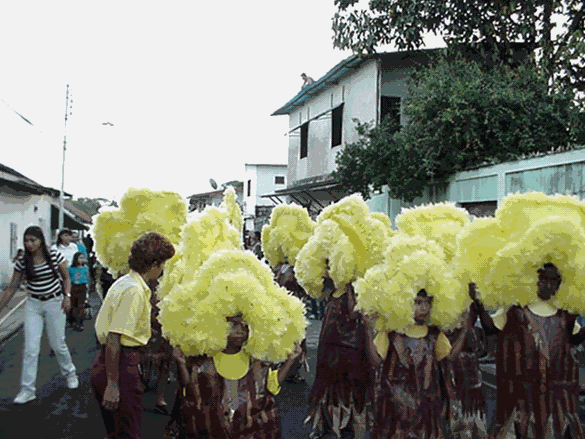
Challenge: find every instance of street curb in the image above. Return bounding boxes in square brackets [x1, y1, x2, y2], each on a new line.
[0, 323, 23, 348]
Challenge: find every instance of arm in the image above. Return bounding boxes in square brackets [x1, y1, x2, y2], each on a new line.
[364, 314, 383, 367]
[277, 344, 303, 386]
[172, 346, 192, 389]
[0, 270, 23, 313]
[474, 300, 500, 336]
[58, 262, 71, 313]
[102, 332, 122, 411]
[447, 311, 470, 361]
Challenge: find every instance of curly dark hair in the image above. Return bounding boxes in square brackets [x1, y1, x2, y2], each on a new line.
[128, 232, 175, 274]
[537, 262, 562, 283]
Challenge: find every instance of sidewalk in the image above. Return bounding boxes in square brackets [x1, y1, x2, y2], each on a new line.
[0, 287, 28, 345]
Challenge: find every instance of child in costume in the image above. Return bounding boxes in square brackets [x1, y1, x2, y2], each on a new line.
[158, 248, 307, 439]
[262, 204, 316, 384]
[356, 242, 471, 439]
[295, 195, 394, 439]
[465, 192, 585, 439]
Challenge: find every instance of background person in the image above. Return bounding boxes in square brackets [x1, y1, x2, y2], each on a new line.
[91, 232, 175, 439]
[0, 225, 78, 405]
[54, 228, 78, 267]
[68, 251, 89, 332]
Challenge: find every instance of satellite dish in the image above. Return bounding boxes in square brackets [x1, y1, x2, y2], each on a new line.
[209, 178, 218, 190]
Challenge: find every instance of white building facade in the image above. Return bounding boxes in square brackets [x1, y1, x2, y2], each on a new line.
[243, 164, 287, 232]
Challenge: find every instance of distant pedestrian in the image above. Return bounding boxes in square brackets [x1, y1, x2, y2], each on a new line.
[68, 252, 89, 332]
[301, 73, 315, 89]
[72, 231, 88, 259]
[91, 232, 175, 439]
[253, 231, 264, 260]
[83, 233, 94, 256]
[0, 225, 78, 405]
[12, 248, 24, 264]
[54, 229, 78, 267]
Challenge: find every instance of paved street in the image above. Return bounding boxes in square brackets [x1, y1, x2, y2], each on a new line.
[1, 296, 585, 438]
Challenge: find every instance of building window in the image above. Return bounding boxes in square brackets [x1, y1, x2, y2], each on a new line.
[275, 176, 285, 185]
[300, 122, 309, 159]
[10, 223, 18, 259]
[380, 96, 401, 127]
[331, 104, 343, 148]
[247, 180, 251, 197]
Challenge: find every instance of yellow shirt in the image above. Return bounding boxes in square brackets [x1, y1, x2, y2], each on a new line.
[94, 271, 152, 347]
[374, 325, 452, 362]
[491, 301, 581, 334]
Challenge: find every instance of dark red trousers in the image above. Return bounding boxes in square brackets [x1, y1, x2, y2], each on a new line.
[70, 283, 87, 321]
[91, 347, 144, 439]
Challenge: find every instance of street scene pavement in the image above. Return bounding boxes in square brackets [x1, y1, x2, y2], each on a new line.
[1, 292, 585, 438]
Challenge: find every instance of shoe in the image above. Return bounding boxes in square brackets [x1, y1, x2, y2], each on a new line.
[66, 375, 79, 389]
[154, 403, 170, 416]
[14, 390, 36, 405]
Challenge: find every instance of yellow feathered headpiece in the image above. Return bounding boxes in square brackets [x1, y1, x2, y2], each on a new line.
[219, 186, 243, 237]
[92, 188, 188, 275]
[395, 202, 470, 263]
[452, 217, 509, 298]
[261, 204, 316, 267]
[485, 215, 585, 313]
[156, 205, 242, 299]
[294, 194, 393, 299]
[158, 249, 307, 362]
[355, 246, 469, 333]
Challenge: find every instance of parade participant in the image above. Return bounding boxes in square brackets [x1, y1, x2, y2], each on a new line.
[0, 225, 78, 405]
[54, 228, 78, 267]
[158, 249, 307, 439]
[295, 195, 393, 439]
[68, 251, 89, 332]
[466, 192, 585, 439]
[356, 233, 471, 439]
[91, 232, 175, 439]
[262, 203, 316, 384]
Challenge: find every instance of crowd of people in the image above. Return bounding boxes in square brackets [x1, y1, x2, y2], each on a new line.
[3, 190, 585, 439]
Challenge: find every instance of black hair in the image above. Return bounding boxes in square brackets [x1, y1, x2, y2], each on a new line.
[417, 289, 429, 297]
[23, 226, 59, 281]
[254, 231, 261, 240]
[57, 228, 73, 246]
[71, 252, 85, 267]
[537, 262, 562, 283]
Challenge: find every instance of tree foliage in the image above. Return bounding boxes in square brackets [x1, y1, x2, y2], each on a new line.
[332, 54, 585, 202]
[333, 0, 585, 94]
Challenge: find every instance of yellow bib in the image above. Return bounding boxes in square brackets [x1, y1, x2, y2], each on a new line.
[213, 351, 250, 380]
[528, 300, 558, 317]
[404, 324, 428, 338]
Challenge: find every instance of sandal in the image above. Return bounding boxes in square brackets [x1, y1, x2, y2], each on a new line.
[154, 403, 170, 416]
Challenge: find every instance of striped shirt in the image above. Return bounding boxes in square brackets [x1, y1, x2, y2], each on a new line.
[14, 250, 65, 297]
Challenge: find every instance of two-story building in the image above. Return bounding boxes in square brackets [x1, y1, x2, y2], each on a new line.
[187, 184, 244, 214]
[243, 164, 287, 232]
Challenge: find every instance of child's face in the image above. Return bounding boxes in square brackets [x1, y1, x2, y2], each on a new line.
[537, 269, 561, 301]
[414, 296, 433, 324]
[227, 315, 249, 347]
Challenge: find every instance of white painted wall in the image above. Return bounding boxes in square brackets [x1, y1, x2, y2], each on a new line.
[0, 191, 52, 287]
[244, 164, 287, 217]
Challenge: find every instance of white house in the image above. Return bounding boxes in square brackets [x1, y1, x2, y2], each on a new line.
[243, 164, 287, 232]
[0, 163, 89, 287]
[187, 185, 244, 214]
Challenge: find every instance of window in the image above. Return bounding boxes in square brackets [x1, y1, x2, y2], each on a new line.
[10, 223, 18, 259]
[275, 176, 285, 185]
[247, 180, 251, 197]
[300, 122, 309, 159]
[331, 104, 344, 147]
[380, 96, 401, 127]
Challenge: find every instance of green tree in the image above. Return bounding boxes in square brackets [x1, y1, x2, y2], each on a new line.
[333, 0, 585, 94]
[332, 54, 584, 202]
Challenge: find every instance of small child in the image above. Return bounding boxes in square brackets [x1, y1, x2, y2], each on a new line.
[68, 251, 88, 332]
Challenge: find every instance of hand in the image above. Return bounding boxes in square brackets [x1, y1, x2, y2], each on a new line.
[62, 296, 71, 313]
[172, 346, 186, 364]
[291, 343, 303, 359]
[102, 382, 120, 411]
[468, 283, 477, 301]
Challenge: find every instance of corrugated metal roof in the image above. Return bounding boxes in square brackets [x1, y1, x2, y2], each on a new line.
[271, 49, 438, 116]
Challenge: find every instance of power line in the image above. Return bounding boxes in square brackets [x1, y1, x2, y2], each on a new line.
[0, 97, 43, 133]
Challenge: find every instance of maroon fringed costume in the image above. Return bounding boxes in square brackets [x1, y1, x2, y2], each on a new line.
[305, 283, 374, 438]
[445, 301, 487, 438]
[166, 357, 281, 439]
[373, 326, 450, 439]
[491, 306, 585, 439]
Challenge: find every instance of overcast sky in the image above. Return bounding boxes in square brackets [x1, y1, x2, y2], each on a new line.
[0, 1, 444, 201]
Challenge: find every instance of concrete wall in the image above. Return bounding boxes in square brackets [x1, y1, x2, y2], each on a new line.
[244, 164, 287, 217]
[0, 191, 52, 287]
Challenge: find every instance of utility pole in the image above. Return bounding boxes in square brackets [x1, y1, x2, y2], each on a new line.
[59, 84, 72, 231]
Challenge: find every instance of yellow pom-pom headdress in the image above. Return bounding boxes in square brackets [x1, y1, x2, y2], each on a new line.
[158, 249, 307, 362]
[219, 186, 243, 237]
[294, 194, 393, 298]
[261, 204, 316, 267]
[485, 215, 585, 313]
[92, 188, 188, 275]
[395, 202, 470, 263]
[355, 248, 469, 333]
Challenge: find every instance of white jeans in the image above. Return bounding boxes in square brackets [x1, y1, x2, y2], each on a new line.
[20, 295, 77, 393]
